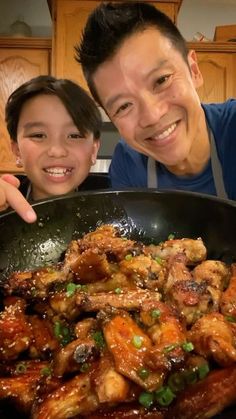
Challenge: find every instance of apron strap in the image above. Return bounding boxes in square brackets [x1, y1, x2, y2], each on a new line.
[147, 128, 228, 199]
[209, 129, 228, 199]
[147, 156, 158, 188]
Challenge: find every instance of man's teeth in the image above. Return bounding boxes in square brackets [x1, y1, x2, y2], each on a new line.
[44, 168, 72, 177]
[155, 122, 177, 141]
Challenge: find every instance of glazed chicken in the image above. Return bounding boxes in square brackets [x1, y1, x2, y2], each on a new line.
[0, 224, 236, 419]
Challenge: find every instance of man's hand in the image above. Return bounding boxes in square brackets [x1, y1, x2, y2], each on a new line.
[0, 174, 37, 223]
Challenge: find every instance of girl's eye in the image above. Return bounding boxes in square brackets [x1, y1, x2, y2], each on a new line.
[68, 133, 84, 140]
[28, 133, 45, 140]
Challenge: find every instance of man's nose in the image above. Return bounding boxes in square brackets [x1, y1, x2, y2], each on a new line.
[138, 93, 167, 128]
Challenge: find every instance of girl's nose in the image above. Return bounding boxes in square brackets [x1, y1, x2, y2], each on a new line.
[47, 140, 68, 158]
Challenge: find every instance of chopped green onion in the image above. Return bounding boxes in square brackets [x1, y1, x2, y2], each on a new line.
[114, 287, 122, 294]
[54, 321, 61, 338]
[31, 287, 37, 297]
[132, 335, 143, 349]
[81, 285, 88, 292]
[155, 256, 163, 265]
[15, 362, 27, 374]
[168, 372, 186, 392]
[198, 363, 210, 380]
[225, 315, 236, 323]
[168, 233, 175, 240]
[155, 386, 175, 406]
[54, 321, 72, 346]
[164, 343, 179, 353]
[151, 309, 161, 319]
[139, 392, 154, 408]
[138, 367, 150, 380]
[40, 367, 52, 377]
[182, 341, 194, 352]
[183, 369, 198, 385]
[92, 331, 106, 349]
[125, 254, 133, 261]
[66, 282, 77, 297]
[80, 362, 90, 373]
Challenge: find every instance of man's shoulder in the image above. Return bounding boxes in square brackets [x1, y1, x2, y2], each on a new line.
[202, 99, 236, 140]
[202, 99, 236, 119]
[114, 139, 147, 163]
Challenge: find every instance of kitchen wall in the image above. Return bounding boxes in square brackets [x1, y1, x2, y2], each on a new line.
[1, 0, 236, 158]
[178, 0, 236, 41]
[0, 0, 52, 37]
[1, 0, 236, 40]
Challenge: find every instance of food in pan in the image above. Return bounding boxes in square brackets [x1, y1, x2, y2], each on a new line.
[0, 224, 236, 418]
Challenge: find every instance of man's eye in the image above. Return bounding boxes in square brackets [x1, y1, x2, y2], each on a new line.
[156, 74, 171, 86]
[114, 102, 131, 116]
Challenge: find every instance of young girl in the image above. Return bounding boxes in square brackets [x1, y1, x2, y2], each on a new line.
[0, 75, 108, 222]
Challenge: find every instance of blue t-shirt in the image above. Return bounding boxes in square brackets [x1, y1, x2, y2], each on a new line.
[109, 100, 236, 200]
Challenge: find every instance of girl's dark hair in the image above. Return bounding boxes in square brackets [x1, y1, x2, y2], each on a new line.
[76, 1, 189, 105]
[5, 75, 102, 142]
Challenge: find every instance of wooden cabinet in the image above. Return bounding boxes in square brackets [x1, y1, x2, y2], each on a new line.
[49, 0, 182, 91]
[0, 37, 51, 173]
[151, 0, 182, 22]
[188, 41, 236, 103]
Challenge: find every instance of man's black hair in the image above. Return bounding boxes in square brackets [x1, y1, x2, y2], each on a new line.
[76, 1, 189, 104]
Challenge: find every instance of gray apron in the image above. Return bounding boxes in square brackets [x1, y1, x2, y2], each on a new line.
[147, 129, 228, 199]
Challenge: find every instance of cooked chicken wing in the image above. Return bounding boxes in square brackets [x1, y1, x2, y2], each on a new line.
[166, 365, 236, 419]
[0, 298, 32, 361]
[32, 373, 99, 419]
[103, 310, 165, 391]
[76, 289, 160, 312]
[220, 263, 236, 318]
[145, 238, 207, 265]
[188, 312, 236, 366]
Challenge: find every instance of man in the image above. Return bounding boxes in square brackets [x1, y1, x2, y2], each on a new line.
[76, 1, 236, 200]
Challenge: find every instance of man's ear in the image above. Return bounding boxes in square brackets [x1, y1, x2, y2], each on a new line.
[188, 49, 203, 89]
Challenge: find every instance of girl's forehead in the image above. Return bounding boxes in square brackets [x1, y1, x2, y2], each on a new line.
[19, 94, 72, 124]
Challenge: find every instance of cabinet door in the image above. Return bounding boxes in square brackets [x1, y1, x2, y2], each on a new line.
[151, 2, 176, 22]
[53, 0, 99, 90]
[52, 0, 180, 91]
[196, 52, 235, 103]
[0, 48, 50, 173]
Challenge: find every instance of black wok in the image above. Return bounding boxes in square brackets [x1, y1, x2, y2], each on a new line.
[0, 189, 236, 419]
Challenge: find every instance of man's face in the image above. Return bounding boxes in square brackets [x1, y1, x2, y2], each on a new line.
[93, 28, 204, 168]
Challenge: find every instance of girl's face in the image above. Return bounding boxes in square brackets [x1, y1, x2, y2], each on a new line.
[13, 94, 100, 200]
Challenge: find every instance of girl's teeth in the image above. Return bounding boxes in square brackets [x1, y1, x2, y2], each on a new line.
[45, 168, 71, 176]
[156, 123, 177, 140]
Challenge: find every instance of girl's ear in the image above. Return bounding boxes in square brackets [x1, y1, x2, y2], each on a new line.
[188, 49, 203, 89]
[11, 142, 23, 168]
[11, 141, 20, 157]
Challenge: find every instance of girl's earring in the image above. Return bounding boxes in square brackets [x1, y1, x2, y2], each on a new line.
[91, 157, 96, 165]
[16, 157, 23, 168]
